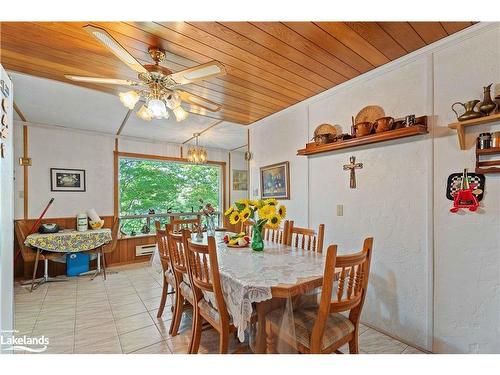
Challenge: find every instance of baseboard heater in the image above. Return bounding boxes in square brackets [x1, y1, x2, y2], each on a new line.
[135, 244, 157, 257]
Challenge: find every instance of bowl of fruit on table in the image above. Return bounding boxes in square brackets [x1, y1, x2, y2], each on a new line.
[223, 232, 250, 248]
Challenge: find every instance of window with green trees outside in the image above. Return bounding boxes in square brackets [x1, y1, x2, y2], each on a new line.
[119, 156, 222, 235]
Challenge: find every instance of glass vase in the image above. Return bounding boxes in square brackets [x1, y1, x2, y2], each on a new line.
[206, 215, 216, 237]
[251, 221, 265, 252]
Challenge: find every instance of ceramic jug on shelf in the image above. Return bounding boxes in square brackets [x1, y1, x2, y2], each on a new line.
[451, 100, 482, 122]
[479, 84, 497, 116]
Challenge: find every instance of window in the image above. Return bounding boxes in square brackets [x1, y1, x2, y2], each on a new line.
[118, 156, 223, 234]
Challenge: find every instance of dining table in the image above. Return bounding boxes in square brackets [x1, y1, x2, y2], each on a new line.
[152, 231, 327, 353]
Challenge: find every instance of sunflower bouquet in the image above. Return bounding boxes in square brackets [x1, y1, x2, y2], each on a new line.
[224, 198, 286, 251]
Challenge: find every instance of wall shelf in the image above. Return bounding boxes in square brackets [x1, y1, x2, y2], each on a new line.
[297, 120, 428, 157]
[476, 147, 500, 174]
[448, 113, 500, 150]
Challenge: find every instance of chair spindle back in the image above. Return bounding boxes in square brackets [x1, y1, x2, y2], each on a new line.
[287, 221, 325, 253]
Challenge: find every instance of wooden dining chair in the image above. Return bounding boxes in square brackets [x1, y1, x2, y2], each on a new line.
[154, 221, 176, 322]
[184, 235, 241, 354]
[166, 227, 195, 338]
[263, 220, 290, 244]
[240, 219, 254, 237]
[170, 217, 201, 233]
[14, 220, 65, 292]
[99, 217, 120, 280]
[286, 221, 325, 253]
[265, 238, 373, 354]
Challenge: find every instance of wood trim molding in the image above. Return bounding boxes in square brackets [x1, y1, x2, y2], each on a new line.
[181, 120, 223, 144]
[116, 109, 132, 136]
[228, 151, 231, 205]
[23, 125, 29, 219]
[13, 101, 27, 122]
[113, 142, 119, 218]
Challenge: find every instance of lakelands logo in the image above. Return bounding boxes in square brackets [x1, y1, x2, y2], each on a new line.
[1, 330, 49, 352]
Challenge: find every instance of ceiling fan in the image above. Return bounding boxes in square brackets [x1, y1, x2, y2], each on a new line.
[64, 25, 226, 122]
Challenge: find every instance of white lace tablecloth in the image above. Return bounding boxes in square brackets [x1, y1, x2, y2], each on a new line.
[195, 232, 326, 342]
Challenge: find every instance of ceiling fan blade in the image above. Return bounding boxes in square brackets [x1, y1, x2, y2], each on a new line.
[65, 75, 141, 86]
[83, 25, 148, 74]
[178, 90, 222, 112]
[168, 62, 225, 86]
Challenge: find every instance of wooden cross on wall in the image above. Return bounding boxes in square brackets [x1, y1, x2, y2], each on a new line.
[343, 156, 363, 189]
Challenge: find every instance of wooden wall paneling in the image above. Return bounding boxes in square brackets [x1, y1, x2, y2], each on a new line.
[377, 22, 427, 52]
[313, 22, 390, 66]
[256, 22, 372, 74]
[1, 22, 473, 126]
[221, 22, 352, 83]
[440, 22, 473, 35]
[163, 20, 327, 93]
[409, 22, 448, 44]
[343, 22, 407, 61]
[190, 21, 336, 89]
[127, 22, 315, 99]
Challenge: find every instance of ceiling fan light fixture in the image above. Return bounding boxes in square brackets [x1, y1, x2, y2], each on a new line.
[173, 106, 189, 122]
[147, 98, 168, 119]
[119, 90, 140, 109]
[136, 105, 153, 121]
[165, 91, 181, 110]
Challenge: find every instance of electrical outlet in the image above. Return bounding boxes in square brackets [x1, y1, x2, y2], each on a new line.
[336, 204, 343, 216]
[19, 190, 24, 199]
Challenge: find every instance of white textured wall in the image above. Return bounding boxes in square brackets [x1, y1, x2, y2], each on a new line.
[249, 23, 500, 353]
[250, 107, 310, 226]
[13, 124, 246, 220]
[432, 26, 500, 354]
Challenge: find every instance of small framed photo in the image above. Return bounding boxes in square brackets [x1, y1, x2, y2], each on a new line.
[232, 169, 248, 191]
[260, 161, 290, 200]
[50, 168, 86, 192]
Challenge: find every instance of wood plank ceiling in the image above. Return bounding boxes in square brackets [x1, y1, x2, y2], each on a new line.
[0, 22, 473, 125]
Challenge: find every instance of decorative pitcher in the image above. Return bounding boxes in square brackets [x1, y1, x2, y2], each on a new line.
[451, 100, 482, 122]
[479, 84, 497, 116]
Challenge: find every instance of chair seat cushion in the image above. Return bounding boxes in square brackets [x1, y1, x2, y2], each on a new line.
[267, 306, 355, 351]
[198, 298, 224, 324]
[179, 280, 194, 303]
[164, 269, 175, 286]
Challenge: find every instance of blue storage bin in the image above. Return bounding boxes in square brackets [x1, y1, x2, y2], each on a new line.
[66, 253, 90, 276]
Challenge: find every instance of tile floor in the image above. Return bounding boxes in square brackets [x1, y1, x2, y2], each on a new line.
[13, 262, 426, 354]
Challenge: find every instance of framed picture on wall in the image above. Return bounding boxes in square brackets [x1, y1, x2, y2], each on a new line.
[260, 161, 290, 200]
[50, 168, 86, 192]
[232, 169, 248, 191]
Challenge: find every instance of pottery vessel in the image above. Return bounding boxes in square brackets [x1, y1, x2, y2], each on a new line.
[373, 117, 394, 133]
[353, 122, 373, 137]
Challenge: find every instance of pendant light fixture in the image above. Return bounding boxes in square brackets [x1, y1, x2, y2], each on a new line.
[187, 133, 208, 164]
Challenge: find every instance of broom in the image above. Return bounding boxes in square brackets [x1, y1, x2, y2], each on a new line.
[14, 198, 54, 263]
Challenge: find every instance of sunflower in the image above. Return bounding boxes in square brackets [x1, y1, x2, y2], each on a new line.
[277, 205, 286, 219]
[240, 207, 252, 222]
[249, 199, 260, 207]
[267, 213, 281, 229]
[229, 210, 241, 225]
[224, 206, 235, 216]
[264, 198, 278, 206]
[235, 199, 250, 210]
[258, 204, 275, 220]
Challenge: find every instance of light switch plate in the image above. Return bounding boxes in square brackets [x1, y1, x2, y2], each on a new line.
[336, 204, 343, 216]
